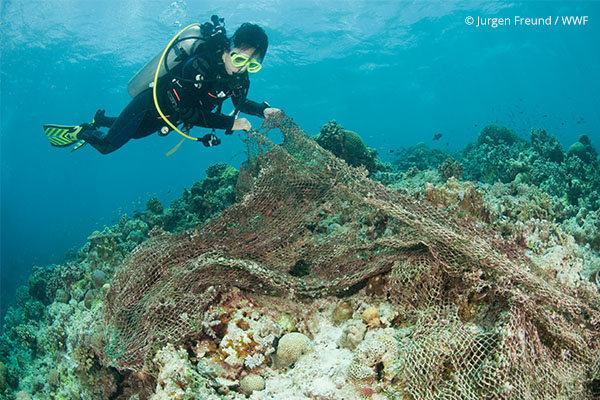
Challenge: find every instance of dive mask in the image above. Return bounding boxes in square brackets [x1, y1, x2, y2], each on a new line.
[230, 52, 262, 73]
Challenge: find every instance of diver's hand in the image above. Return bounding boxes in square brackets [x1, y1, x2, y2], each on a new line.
[263, 108, 281, 119]
[232, 118, 251, 132]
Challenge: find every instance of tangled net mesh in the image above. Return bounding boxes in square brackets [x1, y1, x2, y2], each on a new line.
[104, 113, 600, 399]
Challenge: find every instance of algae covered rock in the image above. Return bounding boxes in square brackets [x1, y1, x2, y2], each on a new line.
[567, 134, 598, 164]
[438, 157, 464, 181]
[331, 301, 353, 323]
[362, 307, 381, 328]
[91, 270, 106, 289]
[476, 124, 523, 146]
[338, 320, 366, 350]
[276, 314, 296, 333]
[47, 368, 59, 387]
[0, 361, 6, 393]
[393, 142, 449, 172]
[83, 290, 95, 309]
[316, 120, 381, 173]
[146, 197, 164, 214]
[27, 265, 57, 306]
[55, 289, 69, 303]
[15, 391, 31, 400]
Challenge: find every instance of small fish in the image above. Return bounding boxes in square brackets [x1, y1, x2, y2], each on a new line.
[474, 124, 478, 127]
[543, 114, 547, 118]
[433, 133, 443, 141]
[561, 122, 565, 126]
[389, 149, 395, 153]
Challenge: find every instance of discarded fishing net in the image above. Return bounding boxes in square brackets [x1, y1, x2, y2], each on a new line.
[104, 113, 600, 399]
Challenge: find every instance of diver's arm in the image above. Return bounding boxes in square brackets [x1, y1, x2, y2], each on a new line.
[178, 106, 235, 130]
[239, 99, 270, 118]
[230, 82, 272, 118]
[233, 94, 281, 119]
[176, 99, 250, 131]
[232, 95, 270, 118]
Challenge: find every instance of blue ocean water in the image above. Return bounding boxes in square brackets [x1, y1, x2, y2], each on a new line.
[0, 0, 599, 318]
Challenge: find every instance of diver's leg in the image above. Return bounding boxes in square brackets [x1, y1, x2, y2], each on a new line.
[80, 90, 155, 154]
[93, 109, 117, 128]
[77, 127, 119, 154]
[78, 112, 146, 155]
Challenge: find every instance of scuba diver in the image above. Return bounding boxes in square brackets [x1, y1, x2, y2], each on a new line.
[44, 16, 280, 154]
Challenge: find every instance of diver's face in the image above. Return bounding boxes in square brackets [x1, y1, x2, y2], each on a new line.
[223, 47, 258, 75]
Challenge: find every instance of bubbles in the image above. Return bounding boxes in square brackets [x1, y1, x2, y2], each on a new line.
[158, 0, 188, 28]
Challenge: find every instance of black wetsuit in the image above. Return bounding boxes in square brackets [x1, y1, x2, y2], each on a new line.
[81, 45, 268, 154]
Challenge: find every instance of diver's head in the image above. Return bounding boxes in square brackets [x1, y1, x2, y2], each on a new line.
[223, 23, 268, 75]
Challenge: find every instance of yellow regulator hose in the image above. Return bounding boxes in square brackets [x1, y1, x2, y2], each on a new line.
[152, 23, 202, 142]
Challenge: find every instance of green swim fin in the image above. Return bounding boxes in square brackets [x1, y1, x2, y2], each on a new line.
[43, 124, 86, 147]
[71, 140, 88, 152]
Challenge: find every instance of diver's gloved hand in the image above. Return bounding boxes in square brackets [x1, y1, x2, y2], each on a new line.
[201, 133, 221, 147]
[232, 118, 251, 132]
[263, 107, 282, 119]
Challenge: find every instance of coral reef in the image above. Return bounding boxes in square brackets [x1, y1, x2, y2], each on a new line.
[462, 125, 529, 183]
[567, 134, 598, 164]
[437, 157, 464, 181]
[461, 126, 600, 210]
[392, 142, 449, 172]
[146, 197, 164, 215]
[157, 163, 239, 232]
[150, 344, 219, 400]
[347, 328, 397, 383]
[563, 208, 600, 252]
[0, 361, 6, 393]
[0, 163, 240, 399]
[1, 115, 599, 400]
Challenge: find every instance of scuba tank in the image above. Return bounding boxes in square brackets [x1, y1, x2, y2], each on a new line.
[127, 16, 226, 98]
